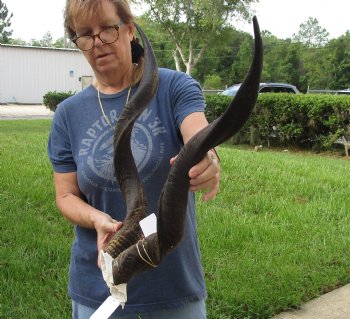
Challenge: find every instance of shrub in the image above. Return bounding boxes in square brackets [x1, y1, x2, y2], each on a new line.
[204, 93, 350, 151]
[43, 91, 74, 112]
[204, 94, 232, 122]
[203, 74, 223, 90]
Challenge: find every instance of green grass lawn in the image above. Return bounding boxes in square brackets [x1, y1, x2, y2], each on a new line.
[1, 120, 350, 319]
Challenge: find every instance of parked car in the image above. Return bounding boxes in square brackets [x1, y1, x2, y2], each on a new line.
[220, 82, 300, 96]
[335, 89, 350, 95]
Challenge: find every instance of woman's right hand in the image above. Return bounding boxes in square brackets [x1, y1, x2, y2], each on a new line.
[95, 213, 123, 268]
[53, 172, 123, 267]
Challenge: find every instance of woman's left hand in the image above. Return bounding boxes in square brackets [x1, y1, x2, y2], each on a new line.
[176, 112, 222, 201]
[170, 149, 220, 201]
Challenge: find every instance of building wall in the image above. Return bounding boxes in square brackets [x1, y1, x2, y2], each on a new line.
[0, 45, 93, 104]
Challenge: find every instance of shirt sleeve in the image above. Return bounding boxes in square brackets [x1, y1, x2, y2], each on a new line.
[47, 104, 77, 173]
[170, 72, 205, 129]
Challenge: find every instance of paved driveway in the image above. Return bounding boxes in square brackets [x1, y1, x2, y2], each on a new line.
[0, 104, 52, 119]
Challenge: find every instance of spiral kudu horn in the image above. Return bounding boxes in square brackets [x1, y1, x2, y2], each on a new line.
[105, 23, 158, 259]
[107, 17, 263, 285]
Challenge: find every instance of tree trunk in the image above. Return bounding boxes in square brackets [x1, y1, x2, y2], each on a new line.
[172, 49, 182, 72]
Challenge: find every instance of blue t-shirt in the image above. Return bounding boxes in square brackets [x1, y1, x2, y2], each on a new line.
[48, 68, 207, 313]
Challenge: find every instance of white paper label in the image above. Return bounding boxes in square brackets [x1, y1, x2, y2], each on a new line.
[90, 296, 120, 319]
[100, 251, 128, 307]
[101, 251, 114, 286]
[139, 213, 157, 237]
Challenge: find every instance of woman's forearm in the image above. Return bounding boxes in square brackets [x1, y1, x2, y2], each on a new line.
[53, 171, 113, 229]
[56, 192, 106, 229]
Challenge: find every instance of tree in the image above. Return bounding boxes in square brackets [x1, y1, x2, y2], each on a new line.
[292, 17, 329, 48]
[231, 36, 253, 82]
[135, 14, 176, 69]
[328, 32, 350, 89]
[8, 38, 27, 45]
[260, 33, 303, 89]
[191, 26, 248, 85]
[132, 0, 257, 75]
[0, 0, 13, 43]
[53, 37, 65, 48]
[202, 74, 223, 89]
[282, 44, 303, 89]
[41, 32, 53, 47]
[30, 31, 53, 47]
[53, 36, 73, 49]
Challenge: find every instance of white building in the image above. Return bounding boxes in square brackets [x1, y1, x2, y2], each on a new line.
[0, 44, 93, 104]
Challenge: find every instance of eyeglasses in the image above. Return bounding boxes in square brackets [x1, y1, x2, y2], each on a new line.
[73, 22, 124, 51]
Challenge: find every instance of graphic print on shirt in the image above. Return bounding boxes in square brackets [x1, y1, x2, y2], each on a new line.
[78, 107, 167, 192]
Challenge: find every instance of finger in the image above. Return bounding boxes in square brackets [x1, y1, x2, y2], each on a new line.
[97, 221, 122, 252]
[189, 152, 214, 178]
[202, 182, 220, 202]
[194, 176, 220, 202]
[103, 220, 122, 233]
[113, 221, 123, 232]
[97, 255, 102, 269]
[190, 159, 220, 186]
[170, 155, 177, 166]
[189, 172, 220, 192]
[101, 233, 113, 246]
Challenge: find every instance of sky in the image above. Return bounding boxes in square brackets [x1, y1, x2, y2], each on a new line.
[6, 0, 350, 42]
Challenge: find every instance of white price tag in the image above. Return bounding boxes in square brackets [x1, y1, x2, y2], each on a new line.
[100, 251, 127, 308]
[139, 213, 157, 237]
[90, 296, 120, 319]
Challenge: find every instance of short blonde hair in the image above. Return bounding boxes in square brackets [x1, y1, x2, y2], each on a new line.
[64, 0, 143, 85]
[64, 0, 133, 39]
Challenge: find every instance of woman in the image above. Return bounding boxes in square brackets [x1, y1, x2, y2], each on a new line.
[48, 0, 220, 318]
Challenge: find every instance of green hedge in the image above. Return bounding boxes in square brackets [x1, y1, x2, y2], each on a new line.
[42, 90, 350, 151]
[43, 91, 74, 112]
[205, 93, 350, 151]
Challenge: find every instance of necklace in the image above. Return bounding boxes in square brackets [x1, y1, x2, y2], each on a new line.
[97, 85, 132, 129]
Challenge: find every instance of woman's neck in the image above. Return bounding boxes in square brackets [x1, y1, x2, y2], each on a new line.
[95, 65, 133, 94]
